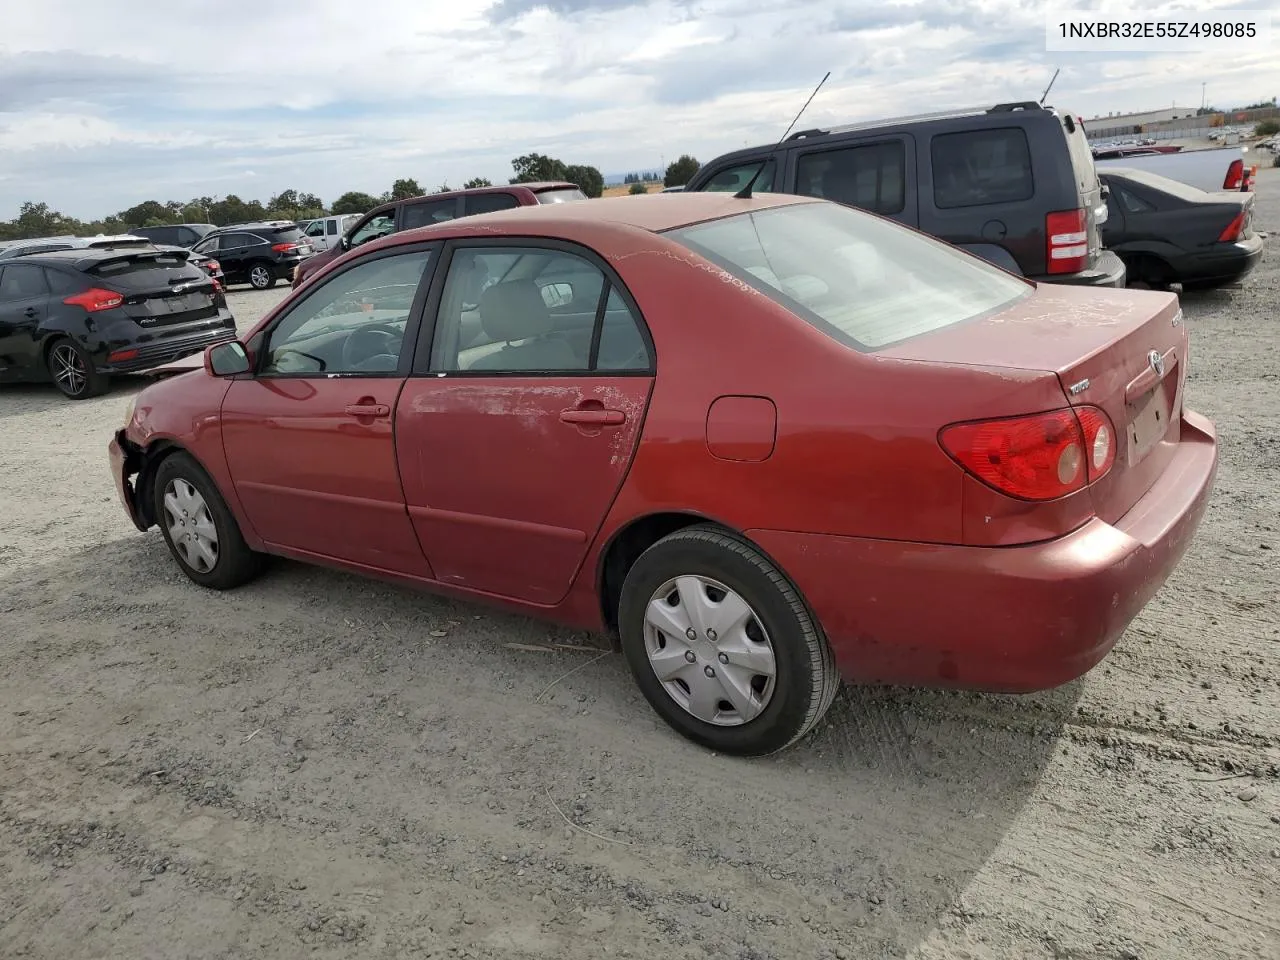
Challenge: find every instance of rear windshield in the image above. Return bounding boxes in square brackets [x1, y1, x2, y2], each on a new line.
[665, 201, 1032, 352]
[266, 226, 308, 244]
[535, 188, 588, 204]
[88, 253, 204, 289]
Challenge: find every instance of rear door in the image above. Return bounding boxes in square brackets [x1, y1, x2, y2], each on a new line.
[0, 264, 51, 380]
[792, 135, 917, 227]
[394, 241, 656, 604]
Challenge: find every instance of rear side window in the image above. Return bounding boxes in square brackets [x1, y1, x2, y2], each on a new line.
[465, 193, 522, 215]
[796, 140, 906, 215]
[931, 128, 1034, 209]
[88, 254, 204, 289]
[43, 269, 83, 295]
[534, 188, 588, 204]
[666, 201, 1031, 352]
[402, 200, 457, 229]
[326, 220, 339, 235]
[0, 264, 50, 298]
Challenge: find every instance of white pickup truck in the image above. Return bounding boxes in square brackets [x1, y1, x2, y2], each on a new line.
[1095, 146, 1251, 194]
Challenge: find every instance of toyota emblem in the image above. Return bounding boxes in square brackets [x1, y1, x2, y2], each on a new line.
[1148, 350, 1165, 377]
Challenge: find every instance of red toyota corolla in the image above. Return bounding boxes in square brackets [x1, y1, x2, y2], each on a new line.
[108, 192, 1217, 755]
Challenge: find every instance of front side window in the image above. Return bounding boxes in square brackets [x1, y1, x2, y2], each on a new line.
[931, 127, 1034, 209]
[699, 159, 776, 193]
[666, 201, 1031, 351]
[401, 200, 457, 230]
[349, 213, 396, 248]
[261, 250, 433, 376]
[796, 140, 906, 215]
[429, 246, 650, 374]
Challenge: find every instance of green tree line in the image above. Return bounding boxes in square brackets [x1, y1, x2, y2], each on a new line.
[1, 153, 704, 242]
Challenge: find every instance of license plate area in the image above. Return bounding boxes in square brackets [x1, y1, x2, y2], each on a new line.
[1126, 365, 1179, 466]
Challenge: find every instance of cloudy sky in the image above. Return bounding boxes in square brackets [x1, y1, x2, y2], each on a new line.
[1, 0, 1277, 219]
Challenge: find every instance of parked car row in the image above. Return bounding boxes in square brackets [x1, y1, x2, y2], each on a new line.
[106, 187, 1219, 756]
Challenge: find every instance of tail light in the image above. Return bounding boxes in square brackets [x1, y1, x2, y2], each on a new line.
[1045, 209, 1088, 274]
[271, 242, 297, 253]
[1223, 158, 1244, 190]
[63, 288, 124, 312]
[107, 348, 139, 363]
[205, 259, 221, 273]
[211, 278, 224, 293]
[939, 406, 1116, 502]
[1218, 210, 1246, 242]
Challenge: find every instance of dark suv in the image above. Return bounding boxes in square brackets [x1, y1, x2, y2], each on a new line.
[291, 181, 587, 289]
[685, 101, 1125, 287]
[191, 221, 315, 290]
[128, 223, 217, 248]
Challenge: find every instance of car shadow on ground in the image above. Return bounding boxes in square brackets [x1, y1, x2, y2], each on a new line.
[0, 536, 1079, 957]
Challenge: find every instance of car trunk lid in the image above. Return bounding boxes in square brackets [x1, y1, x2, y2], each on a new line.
[880, 284, 1187, 524]
[87, 250, 222, 328]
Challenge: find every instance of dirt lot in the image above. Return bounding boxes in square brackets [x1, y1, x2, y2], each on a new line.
[2, 177, 1278, 960]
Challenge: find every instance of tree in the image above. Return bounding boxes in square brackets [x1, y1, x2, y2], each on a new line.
[510, 153, 568, 183]
[331, 191, 380, 215]
[434, 182, 451, 194]
[464, 177, 492, 188]
[664, 154, 700, 188]
[268, 189, 300, 212]
[390, 178, 423, 200]
[563, 163, 604, 198]
[629, 182, 648, 195]
[1256, 119, 1280, 137]
[118, 200, 175, 228]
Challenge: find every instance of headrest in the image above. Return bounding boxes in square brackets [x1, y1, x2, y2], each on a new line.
[478, 279, 552, 342]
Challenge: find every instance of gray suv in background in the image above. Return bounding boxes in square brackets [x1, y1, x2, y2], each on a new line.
[685, 101, 1125, 287]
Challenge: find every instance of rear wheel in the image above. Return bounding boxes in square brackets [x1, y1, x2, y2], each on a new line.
[617, 524, 839, 756]
[1125, 256, 1175, 290]
[152, 452, 264, 590]
[248, 262, 276, 290]
[47, 337, 108, 400]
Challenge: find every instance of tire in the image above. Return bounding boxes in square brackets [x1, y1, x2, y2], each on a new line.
[47, 337, 108, 400]
[1125, 256, 1174, 291]
[248, 262, 276, 290]
[617, 524, 839, 756]
[152, 452, 265, 590]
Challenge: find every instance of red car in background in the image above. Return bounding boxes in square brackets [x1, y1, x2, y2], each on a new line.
[108, 192, 1216, 756]
[291, 181, 586, 289]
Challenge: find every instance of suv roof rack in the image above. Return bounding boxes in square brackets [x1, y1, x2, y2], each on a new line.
[784, 100, 1047, 141]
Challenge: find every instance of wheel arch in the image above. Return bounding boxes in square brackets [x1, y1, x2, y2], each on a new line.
[133, 439, 211, 529]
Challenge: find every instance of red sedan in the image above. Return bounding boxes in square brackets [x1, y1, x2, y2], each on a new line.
[108, 192, 1217, 756]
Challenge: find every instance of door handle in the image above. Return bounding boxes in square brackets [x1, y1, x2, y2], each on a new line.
[345, 401, 390, 418]
[560, 408, 625, 426]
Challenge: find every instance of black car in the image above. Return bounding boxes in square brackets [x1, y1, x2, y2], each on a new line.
[0, 247, 235, 400]
[190, 221, 314, 290]
[684, 101, 1125, 287]
[1099, 167, 1263, 290]
[128, 223, 218, 248]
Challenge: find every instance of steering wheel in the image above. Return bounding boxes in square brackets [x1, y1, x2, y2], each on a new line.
[341, 322, 403, 370]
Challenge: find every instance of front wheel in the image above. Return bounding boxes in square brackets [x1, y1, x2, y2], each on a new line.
[617, 524, 839, 756]
[248, 262, 276, 290]
[152, 452, 265, 590]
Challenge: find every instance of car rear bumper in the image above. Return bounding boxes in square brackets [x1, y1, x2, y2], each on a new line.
[1180, 235, 1264, 284]
[1029, 249, 1127, 288]
[98, 324, 236, 374]
[746, 409, 1217, 693]
[108, 429, 148, 532]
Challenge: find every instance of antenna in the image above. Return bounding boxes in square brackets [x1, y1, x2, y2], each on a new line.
[734, 71, 831, 200]
[1039, 67, 1060, 106]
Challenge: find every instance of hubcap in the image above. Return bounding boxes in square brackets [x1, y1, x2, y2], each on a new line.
[162, 479, 219, 573]
[52, 345, 86, 395]
[642, 575, 777, 727]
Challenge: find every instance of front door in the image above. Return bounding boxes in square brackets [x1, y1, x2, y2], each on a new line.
[220, 245, 438, 575]
[0, 264, 51, 381]
[395, 242, 656, 604]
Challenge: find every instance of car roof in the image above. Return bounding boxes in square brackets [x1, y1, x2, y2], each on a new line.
[209, 220, 299, 232]
[391, 191, 818, 239]
[10, 245, 183, 270]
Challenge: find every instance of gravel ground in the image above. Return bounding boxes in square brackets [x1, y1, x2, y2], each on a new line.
[1, 177, 1277, 960]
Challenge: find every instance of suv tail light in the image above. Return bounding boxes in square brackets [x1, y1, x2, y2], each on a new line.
[205, 258, 221, 273]
[1218, 210, 1247, 242]
[1223, 158, 1244, 190]
[271, 242, 297, 253]
[1045, 209, 1088, 275]
[63, 288, 125, 312]
[939, 406, 1116, 502]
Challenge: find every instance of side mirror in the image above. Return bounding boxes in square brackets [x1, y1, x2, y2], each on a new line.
[205, 340, 251, 377]
[340, 235, 351, 251]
